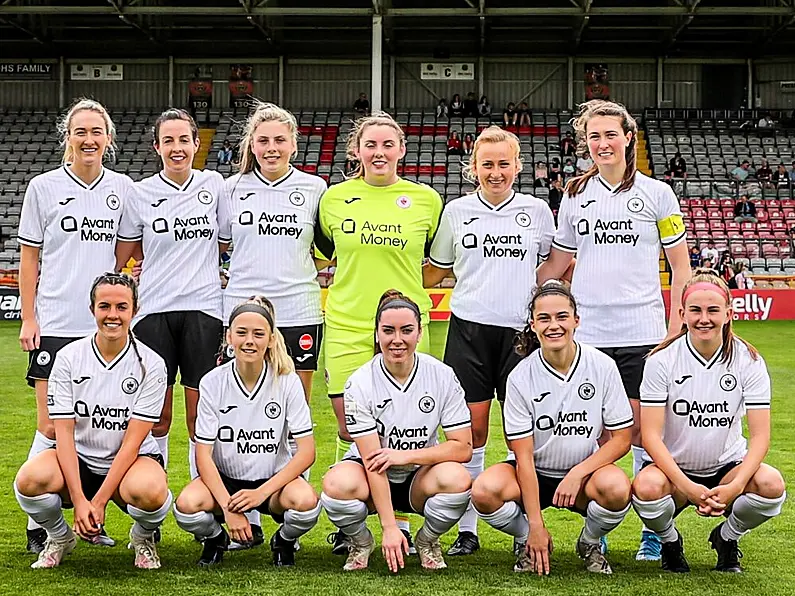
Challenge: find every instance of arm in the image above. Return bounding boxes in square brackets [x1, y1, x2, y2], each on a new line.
[196, 442, 253, 544]
[365, 426, 472, 473]
[513, 435, 552, 576]
[422, 262, 452, 288]
[219, 242, 230, 255]
[664, 241, 691, 337]
[536, 247, 574, 284]
[18, 244, 40, 351]
[114, 240, 141, 272]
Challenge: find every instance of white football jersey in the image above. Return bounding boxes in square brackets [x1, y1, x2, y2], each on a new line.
[220, 167, 326, 326]
[429, 191, 555, 329]
[640, 334, 770, 476]
[18, 166, 135, 336]
[504, 342, 634, 478]
[344, 352, 471, 483]
[194, 361, 313, 481]
[553, 172, 686, 347]
[47, 335, 167, 475]
[118, 170, 225, 321]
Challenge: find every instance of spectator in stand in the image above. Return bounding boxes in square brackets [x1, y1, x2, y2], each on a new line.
[668, 152, 687, 178]
[503, 102, 518, 127]
[774, 163, 790, 186]
[447, 131, 463, 156]
[477, 96, 491, 118]
[436, 98, 449, 119]
[517, 101, 531, 127]
[576, 152, 594, 174]
[218, 139, 233, 165]
[731, 160, 751, 182]
[534, 160, 549, 188]
[547, 177, 563, 220]
[789, 160, 795, 183]
[700, 239, 719, 266]
[548, 159, 562, 185]
[353, 92, 370, 116]
[463, 92, 479, 118]
[758, 113, 774, 128]
[718, 251, 735, 284]
[730, 262, 751, 289]
[756, 158, 773, 185]
[734, 194, 758, 223]
[463, 133, 474, 155]
[561, 130, 576, 157]
[689, 244, 702, 269]
[701, 257, 718, 275]
[450, 94, 464, 118]
[562, 157, 576, 180]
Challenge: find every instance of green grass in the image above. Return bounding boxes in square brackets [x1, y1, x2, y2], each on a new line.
[0, 321, 792, 595]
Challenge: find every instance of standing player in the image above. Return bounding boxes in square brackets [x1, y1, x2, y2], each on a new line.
[320, 291, 472, 572]
[424, 126, 555, 556]
[173, 297, 320, 568]
[315, 112, 444, 548]
[14, 273, 170, 569]
[536, 99, 691, 560]
[17, 98, 135, 552]
[116, 108, 226, 479]
[472, 282, 633, 575]
[632, 271, 786, 573]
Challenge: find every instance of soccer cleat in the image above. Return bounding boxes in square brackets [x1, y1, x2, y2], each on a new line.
[576, 530, 612, 574]
[31, 528, 77, 569]
[600, 535, 608, 555]
[660, 530, 690, 573]
[635, 529, 662, 561]
[26, 527, 47, 554]
[130, 528, 161, 570]
[447, 531, 480, 556]
[197, 527, 229, 568]
[270, 529, 296, 567]
[342, 529, 376, 571]
[414, 530, 447, 570]
[512, 542, 533, 573]
[82, 527, 116, 547]
[709, 523, 743, 573]
[227, 523, 264, 551]
[328, 531, 350, 556]
[401, 528, 417, 556]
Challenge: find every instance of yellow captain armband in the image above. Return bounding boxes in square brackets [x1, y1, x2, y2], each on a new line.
[657, 214, 685, 239]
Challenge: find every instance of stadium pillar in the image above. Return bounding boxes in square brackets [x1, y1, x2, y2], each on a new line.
[567, 56, 574, 110]
[389, 55, 396, 110]
[747, 58, 753, 109]
[371, 15, 383, 112]
[656, 57, 663, 108]
[278, 55, 285, 106]
[168, 55, 174, 107]
[478, 55, 484, 98]
[58, 56, 65, 108]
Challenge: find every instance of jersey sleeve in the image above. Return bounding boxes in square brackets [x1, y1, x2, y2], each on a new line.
[503, 371, 535, 441]
[47, 350, 75, 420]
[639, 352, 669, 407]
[741, 354, 771, 410]
[551, 194, 577, 253]
[601, 359, 634, 430]
[130, 355, 166, 424]
[343, 377, 377, 438]
[216, 177, 232, 243]
[284, 374, 313, 438]
[194, 374, 220, 445]
[440, 370, 471, 433]
[313, 189, 335, 260]
[655, 183, 686, 248]
[537, 202, 556, 260]
[426, 188, 444, 247]
[17, 179, 44, 248]
[117, 186, 143, 242]
[428, 206, 455, 268]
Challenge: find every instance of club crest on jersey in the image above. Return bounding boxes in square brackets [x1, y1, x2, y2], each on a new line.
[627, 197, 644, 213]
[106, 194, 120, 210]
[578, 382, 595, 400]
[121, 377, 140, 395]
[197, 190, 213, 205]
[289, 191, 305, 206]
[36, 351, 51, 366]
[396, 195, 411, 209]
[419, 395, 436, 413]
[265, 401, 282, 419]
[720, 373, 737, 392]
[515, 212, 531, 228]
[299, 333, 314, 351]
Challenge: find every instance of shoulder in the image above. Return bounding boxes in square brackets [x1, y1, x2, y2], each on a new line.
[58, 336, 93, 362]
[515, 192, 553, 212]
[646, 336, 681, 368]
[580, 343, 621, 371]
[196, 169, 225, 186]
[417, 352, 453, 378]
[224, 172, 244, 189]
[347, 354, 379, 389]
[402, 179, 443, 204]
[134, 172, 159, 191]
[731, 337, 765, 369]
[200, 360, 231, 387]
[441, 193, 476, 214]
[135, 340, 166, 368]
[634, 172, 674, 197]
[290, 169, 327, 194]
[507, 352, 534, 385]
[104, 169, 135, 187]
[29, 167, 64, 188]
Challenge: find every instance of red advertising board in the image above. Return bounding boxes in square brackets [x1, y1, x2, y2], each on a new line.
[663, 289, 795, 321]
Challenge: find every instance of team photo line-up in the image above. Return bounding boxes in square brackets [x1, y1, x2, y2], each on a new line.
[11, 97, 785, 576]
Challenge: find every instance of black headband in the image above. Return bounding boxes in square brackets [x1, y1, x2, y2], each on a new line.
[377, 299, 421, 320]
[229, 303, 274, 329]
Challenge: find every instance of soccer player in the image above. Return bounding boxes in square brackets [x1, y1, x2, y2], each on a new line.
[116, 108, 227, 480]
[424, 126, 555, 556]
[14, 273, 170, 570]
[472, 281, 633, 575]
[320, 291, 472, 572]
[632, 270, 786, 573]
[315, 112, 444, 548]
[536, 99, 691, 560]
[173, 297, 320, 568]
[17, 98, 136, 552]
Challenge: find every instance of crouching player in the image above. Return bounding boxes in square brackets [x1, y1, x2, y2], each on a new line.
[14, 273, 171, 570]
[472, 281, 634, 575]
[173, 297, 320, 567]
[632, 270, 786, 573]
[321, 291, 473, 572]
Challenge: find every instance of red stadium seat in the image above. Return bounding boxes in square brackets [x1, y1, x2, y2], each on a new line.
[300, 164, 317, 174]
[756, 210, 769, 222]
[768, 209, 783, 221]
[432, 165, 447, 176]
[419, 165, 433, 175]
[740, 222, 756, 232]
[705, 198, 719, 208]
[319, 153, 333, 165]
[707, 209, 722, 220]
[772, 220, 788, 232]
[690, 198, 705, 208]
[780, 199, 795, 209]
[721, 208, 734, 219]
[720, 198, 735, 208]
[403, 164, 418, 175]
[694, 221, 708, 231]
[730, 242, 747, 257]
[691, 208, 707, 219]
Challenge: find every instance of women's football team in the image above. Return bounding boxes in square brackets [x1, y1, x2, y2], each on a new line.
[13, 97, 784, 575]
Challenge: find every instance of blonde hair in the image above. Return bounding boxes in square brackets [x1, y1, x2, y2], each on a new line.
[345, 111, 405, 179]
[565, 99, 638, 196]
[232, 295, 295, 376]
[648, 269, 759, 364]
[462, 125, 522, 186]
[237, 101, 298, 175]
[58, 98, 116, 164]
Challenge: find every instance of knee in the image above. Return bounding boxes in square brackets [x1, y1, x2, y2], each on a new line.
[322, 468, 358, 500]
[593, 473, 631, 509]
[754, 468, 786, 499]
[287, 487, 319, 512]
[127, 481, 169, 510]
[435, 463, 471, 494]
[632, 471, 667, 502]
[175, 488, 203, 514]
[471, 475, 500, 513]
[15, 463, 49, 497]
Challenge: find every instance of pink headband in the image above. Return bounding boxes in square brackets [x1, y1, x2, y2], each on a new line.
[682, 282, 730, 304]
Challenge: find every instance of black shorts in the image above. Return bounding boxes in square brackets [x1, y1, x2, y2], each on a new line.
[641, 460, 742, 516]
[344, 457, 420, 514]
[597, 344, 656, 399]
[134, 310, 223, 388]
[218, 472, 283, 522]
[73, 454, 165, 504]
[26, 336, 80, 388]
[444, 314, 524, 403]
[505, 460, 586, 516]
[281, 324, 324, 371]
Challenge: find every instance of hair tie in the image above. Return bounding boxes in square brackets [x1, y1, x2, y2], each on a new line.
[377, 298, 421, 320]
[229, 303, 274, 329]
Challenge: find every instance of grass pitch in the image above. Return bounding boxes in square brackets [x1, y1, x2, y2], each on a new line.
[0, 321, 792, 595]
